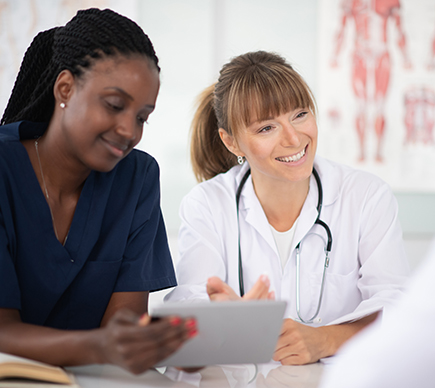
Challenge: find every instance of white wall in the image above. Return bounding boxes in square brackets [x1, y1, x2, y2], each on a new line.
[136, 0, 320, 236]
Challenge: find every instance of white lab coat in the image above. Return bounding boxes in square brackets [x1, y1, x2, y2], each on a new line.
[166, 156, 410, 326]
[318, 241, 435, 388]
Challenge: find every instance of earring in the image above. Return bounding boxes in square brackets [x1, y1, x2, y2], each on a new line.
[237, 156, 244, 165]
[60, 102, 66, 108]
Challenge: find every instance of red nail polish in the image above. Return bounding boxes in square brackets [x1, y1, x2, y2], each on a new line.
[188, 329, 198, 338]
[185, 319, 197, 329]
[170, 316, 182, 326]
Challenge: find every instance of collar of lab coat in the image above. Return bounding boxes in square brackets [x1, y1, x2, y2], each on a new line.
[235, 156, 340, 254]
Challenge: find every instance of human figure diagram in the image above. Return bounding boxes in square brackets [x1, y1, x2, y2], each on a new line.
[331, 0, 412, 162]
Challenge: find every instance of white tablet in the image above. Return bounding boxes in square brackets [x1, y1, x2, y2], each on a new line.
[152, 300, 287, 367]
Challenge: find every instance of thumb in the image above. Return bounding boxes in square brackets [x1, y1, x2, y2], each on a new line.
[206, 276, 226, 295]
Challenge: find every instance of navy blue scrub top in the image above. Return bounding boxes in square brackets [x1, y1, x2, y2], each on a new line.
[0, 121, 176, 330]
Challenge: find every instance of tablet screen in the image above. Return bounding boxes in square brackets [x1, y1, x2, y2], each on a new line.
[153, 300, 287, 367]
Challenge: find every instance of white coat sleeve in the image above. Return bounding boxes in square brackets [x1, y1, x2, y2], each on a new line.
[319, 242, 435, 388]
[164, 187, 229, 302]
[328, 177, 410, 325]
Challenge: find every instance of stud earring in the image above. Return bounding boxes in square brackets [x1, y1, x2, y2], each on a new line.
[237, 156, 244, 165]
[60, 102, 66, 108]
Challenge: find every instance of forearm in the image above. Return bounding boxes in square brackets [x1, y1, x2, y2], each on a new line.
[317, 312, 379, 358]
[0, 318, 104, 366]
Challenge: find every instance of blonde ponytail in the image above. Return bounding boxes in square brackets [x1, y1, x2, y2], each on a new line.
[190, 85, 237, 182]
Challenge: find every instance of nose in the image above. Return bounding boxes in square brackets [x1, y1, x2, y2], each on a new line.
[116, 114, 139, 143]
[281, 122, 301, 147]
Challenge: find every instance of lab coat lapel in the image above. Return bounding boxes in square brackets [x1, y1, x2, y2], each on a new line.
[240, 177, 278, 254]
[236, 157, 341, 259]
[292, 157, 340, 252]
[291, 174, 319, 252]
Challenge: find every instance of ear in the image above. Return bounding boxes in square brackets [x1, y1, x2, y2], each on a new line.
[218, 128, 244, 157]
[53, 70, 75, 105]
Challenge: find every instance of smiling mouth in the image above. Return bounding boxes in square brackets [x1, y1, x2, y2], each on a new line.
[276, 146, 306, 163]
[102, 137, 129, 153]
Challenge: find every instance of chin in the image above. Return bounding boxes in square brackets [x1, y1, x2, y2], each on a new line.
[87, 159, 121, 173]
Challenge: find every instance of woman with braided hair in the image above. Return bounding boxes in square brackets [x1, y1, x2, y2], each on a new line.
[0, 8, 195, 373]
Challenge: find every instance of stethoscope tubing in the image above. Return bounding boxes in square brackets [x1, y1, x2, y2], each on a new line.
[235, 166, 333, 323]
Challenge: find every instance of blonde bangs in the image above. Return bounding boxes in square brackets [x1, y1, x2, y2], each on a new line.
[227, 63, 316, 134]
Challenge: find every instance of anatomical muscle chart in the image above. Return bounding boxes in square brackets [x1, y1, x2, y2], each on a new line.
[318, 0, 435, 192]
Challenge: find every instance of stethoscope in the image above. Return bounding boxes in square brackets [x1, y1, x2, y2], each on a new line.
[235, 167, 333, 324]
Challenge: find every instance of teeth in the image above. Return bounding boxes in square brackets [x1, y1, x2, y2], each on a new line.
[277, 148, 306, 163]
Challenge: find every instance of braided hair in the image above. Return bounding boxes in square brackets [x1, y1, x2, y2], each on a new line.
[1, 8, 159, 125]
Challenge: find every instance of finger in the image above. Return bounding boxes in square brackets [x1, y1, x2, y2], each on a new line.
[207, 277, 239, 300]
[273, 345, 299, 364]
[244, 275, 270, 300]
[138, 318, 197, 363]
[147, 316, 197, 343]
[206, 277, 227, 295]
[209, 293, 234, 302]
[125, 319, 191, 360]
[138, 313, 150, 326]
[279, 318, 296, 335]
[111, 308, 142, 325]
[279, 353, 308, 366]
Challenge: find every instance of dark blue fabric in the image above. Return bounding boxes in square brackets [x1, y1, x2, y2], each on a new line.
[0, 121, 176, 330]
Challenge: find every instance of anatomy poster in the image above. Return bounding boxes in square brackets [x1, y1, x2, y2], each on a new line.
[0, 0, 137, 119]
[317, 0, 435, 192]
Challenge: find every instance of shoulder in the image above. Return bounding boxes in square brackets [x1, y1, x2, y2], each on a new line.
[0, 121, 46, 142]
[316, 156, 390, 190]
[0, 122, 21, 154]
[182, 164, 245, 207]
[315, 156, 393, 205]
[113, 148, 160, 182]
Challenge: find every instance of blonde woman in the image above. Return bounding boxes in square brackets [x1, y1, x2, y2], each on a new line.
[166, 51, 409, 365]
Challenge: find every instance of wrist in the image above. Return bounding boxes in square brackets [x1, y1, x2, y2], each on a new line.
[315, 326, 338, 359]
[84, 328, 107, 365]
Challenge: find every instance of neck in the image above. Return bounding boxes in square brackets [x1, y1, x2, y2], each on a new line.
[22, 131, 90, 245]
[252, 172, 310, 232]
[26, 133, 90, 199]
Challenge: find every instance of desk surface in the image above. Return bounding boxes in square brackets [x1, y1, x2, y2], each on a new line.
[68, 361, 326, 388]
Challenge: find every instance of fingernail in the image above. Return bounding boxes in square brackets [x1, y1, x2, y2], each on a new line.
[185, 318, 197, 329]
[138, 313, 149, 326]
[260, 274, 270, 286]
[170, 316, 182, 326]
[188, 329, 198, 338]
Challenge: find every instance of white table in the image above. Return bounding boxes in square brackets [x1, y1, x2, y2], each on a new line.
[68, 361, 326, 388]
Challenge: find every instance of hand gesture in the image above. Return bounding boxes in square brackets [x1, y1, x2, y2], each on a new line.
[206, 275, 275, 301]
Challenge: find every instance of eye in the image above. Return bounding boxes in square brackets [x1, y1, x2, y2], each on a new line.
[295, 111, 308, 119]
[137, 116, 148, 126]
[106, 101, 124, 112]
[259, 125, 272, 133]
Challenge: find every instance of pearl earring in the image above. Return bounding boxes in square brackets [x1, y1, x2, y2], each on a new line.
[60, 102, 66, 108]
[237, 156, 244, 165]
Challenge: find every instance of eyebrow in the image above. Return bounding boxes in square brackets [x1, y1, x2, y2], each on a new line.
[104, 86, 155, 110]
[250, 116, 274, 126]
